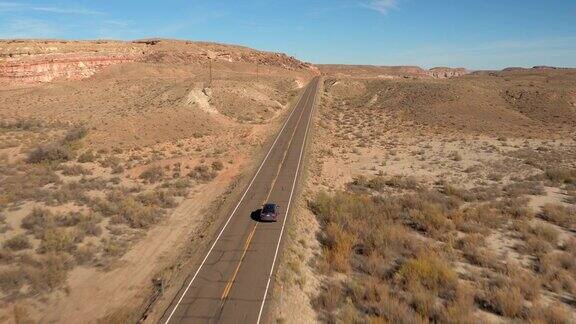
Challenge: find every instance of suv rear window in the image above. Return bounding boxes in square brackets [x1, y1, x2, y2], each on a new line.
[263, 204, 275, 213]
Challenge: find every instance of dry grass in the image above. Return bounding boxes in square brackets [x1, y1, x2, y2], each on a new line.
[77, 150, 96, 163]
[395, 255, 458, 294]
[61, 164, 92, 176]
[3, 234, 32, 251]
[27, 142, 73, 164]
[139, 165, 165, 184]
[540, 203, 576, 230]
[109, 195, 164, 228]
[544, 167, 576, 185]
[188, 164, 218, 182]
[309, 188, 477, 322]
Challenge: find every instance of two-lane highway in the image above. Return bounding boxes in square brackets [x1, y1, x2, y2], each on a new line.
[162, 77, 319, 324]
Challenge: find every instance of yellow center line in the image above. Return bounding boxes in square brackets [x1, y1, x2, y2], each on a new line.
[220, 224, 258, 299]
[219, 86, 312, 301]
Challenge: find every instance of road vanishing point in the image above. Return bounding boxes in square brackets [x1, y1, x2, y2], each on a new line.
[162, 77, 320, 324]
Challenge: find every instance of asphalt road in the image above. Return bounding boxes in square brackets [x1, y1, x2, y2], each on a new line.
[162, 77, 319, 324]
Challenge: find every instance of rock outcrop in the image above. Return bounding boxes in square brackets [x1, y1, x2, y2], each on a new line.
[0, 53, 140, 83]
[318, 64, 469, 79]
[0, 39, 316, 84]
[427, 67, 468, 78]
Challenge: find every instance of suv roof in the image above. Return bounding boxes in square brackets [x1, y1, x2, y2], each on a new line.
[263, 203, 276, 212]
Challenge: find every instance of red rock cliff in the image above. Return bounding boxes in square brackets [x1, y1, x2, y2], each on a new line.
[0, 53, 140, 83]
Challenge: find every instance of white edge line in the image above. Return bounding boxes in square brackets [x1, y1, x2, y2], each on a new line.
[164, 82, 311, 324]
[256, 78, 318, 324]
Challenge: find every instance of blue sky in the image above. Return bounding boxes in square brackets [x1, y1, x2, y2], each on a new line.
[0, 0, 575, 69]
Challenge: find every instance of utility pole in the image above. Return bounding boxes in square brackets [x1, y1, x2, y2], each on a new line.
[209, 59, 212, 87]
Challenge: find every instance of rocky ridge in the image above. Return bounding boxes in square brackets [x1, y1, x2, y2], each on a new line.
[0, 39, 316, 84]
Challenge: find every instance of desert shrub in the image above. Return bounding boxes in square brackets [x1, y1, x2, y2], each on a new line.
[88, 196, 117, 217]
[77, 214, 102, 237]
[384, 175, 419, 190]
[537, 252, 576, 295]
[165, 178, 191, 189]
[524, 236, 554, 257]
[101, 238, 129, 258]
[77, 150, 96, 163]
[322, 223, 354, 272]
[339, 298, 361, 323]
[488, 285, 524, 318]
[0, 267, 25, 293]
[188, 165, 217, 182]
[468, 185, 502, 201]
[63, 126, 88, 142]
[442, 184, 475, 202]
[508, 267, 541, 302]
[39, 228, 78, 254]
[3, 234, 32, 251]
[100, 156, 122, 168]
[55, 211, 101, 236]
[464, 245, 500, 269]
[530, 223, 559, 246]
[503, 181, 545, 197]
[455, 204, 504, 234]
[313, 281, 342, 313]
[395, 255, 458, 295]
[350, 175, 420, 192]
[161, 178, 192, 197]
[27, 142, 73, 163]
[211, 160, 224, 171]
[487, 172, 504, 181]
[406, 204, 454, 238]
[42, 181, 90, 206]
[540, 204, 575, 229]
[564, 237, 576, 256]
[544, 167, 576, 184]
[401, 190, 460, 214]
[437, 284, 476, 323]
[491, 197, 534, 219]
[139, 165, 164, 184]
[344, 278, 427, 324]
[74, 244, 98, 265]
[0, 118, 43, 130]
[529, 302, 572, 324]
[23, 253, 73, 291]
[55, 211, 83, 227]
[457, 234, 501, 269]
[110, 196, 163, 228]
[137, 190, 177, 209]
[111, 164, 124, 174]
[409, 284, 436, 318]
[21, 208, 55, 236]
[61, 164, 92, 176]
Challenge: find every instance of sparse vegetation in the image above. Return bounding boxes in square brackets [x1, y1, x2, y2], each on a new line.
[3, 234, 32, 251]
[139, 165, 165, 184]
[540, 203, 575, 229]
[302, 74, 576, 323]
[27, 142, 73, 164]
[188, 164, 217, 182]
